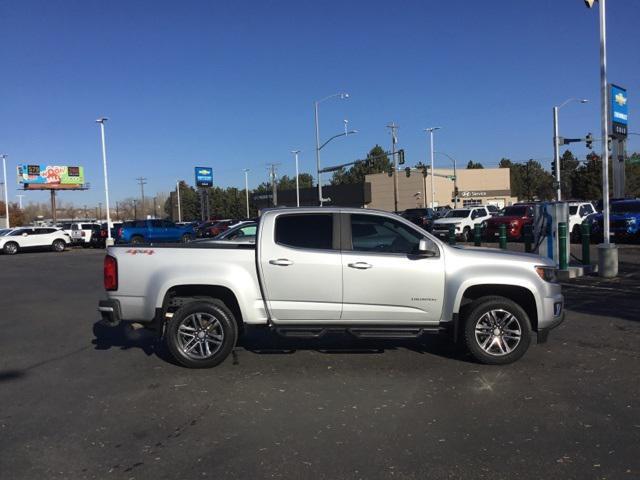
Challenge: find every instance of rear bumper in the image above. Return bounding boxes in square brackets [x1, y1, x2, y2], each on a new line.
[98, 299, 122, 326]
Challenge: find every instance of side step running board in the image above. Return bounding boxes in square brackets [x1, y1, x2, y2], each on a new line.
[273, 325, 444, 340]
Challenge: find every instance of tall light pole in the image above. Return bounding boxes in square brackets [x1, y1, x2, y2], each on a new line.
[387, 122, 399, 212]
[96, 117, 113, 246]
[17, 194, 24, 210]
[314, 92, 349, 206]
[436, 151, 458, 207]
[553, 98, 588, 200]
[1, 154, 8, 228]
[585, 0, 617, 277]
[425, 127, 440, 208]
[291, 150, 301, 207]
[176, 181, 182, 222]
[243, 169, 250, 218]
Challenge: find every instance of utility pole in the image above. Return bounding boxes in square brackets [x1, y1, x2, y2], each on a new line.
[133, 199, 138, 220]
[136, 177, 147, 218]
[387, 123, 399, 212]
[115, 201, 120, 220]
[243, 169, 250, 218]
[268, 163, 280, 207]
[153, 197, 157, 218]
[84, 205, 88, 219]
[98, 202, 102, 221]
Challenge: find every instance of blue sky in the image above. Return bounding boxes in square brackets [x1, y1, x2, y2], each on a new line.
[1, 0, 639, 207]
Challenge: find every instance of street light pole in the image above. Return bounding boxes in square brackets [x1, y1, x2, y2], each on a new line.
[425, 127, 441, 208]
[314, 92, 349, 206]
[387, 123, 399, 212]
[291, 151, 301, 207]
[243, 169, 250, 218]
[1, 154, 9, 228]
[176, 181, 182, 222]
[96, 118, 113, 246]
[553, 98, 588, 200]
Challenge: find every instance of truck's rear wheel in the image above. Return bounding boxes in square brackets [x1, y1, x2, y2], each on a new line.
[130, 235, 144, 245]
[463, 296, 532, 365]
[165, 300, 237, 368]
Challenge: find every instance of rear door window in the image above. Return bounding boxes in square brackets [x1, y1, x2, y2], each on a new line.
[275, 214, 333, 250]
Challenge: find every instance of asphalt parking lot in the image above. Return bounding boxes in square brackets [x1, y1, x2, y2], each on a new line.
[1, 247, 639, 479]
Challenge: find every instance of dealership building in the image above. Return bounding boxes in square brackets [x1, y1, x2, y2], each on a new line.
[365, 167, 517, 211]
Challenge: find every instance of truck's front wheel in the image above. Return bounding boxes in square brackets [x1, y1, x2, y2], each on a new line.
[165, 300, 237, 368]
[463, 296, 532, 365]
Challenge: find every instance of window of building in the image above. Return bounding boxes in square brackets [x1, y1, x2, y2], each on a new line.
[463, 199, 482, 207]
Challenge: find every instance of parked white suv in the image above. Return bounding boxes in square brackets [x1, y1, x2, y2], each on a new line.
[0, 227, 71, 255]
[70, 222, 100, 246]
[568, 202, 596, 241]
[432, 206, 492, 241]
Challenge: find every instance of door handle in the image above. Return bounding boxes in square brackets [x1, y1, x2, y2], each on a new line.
[269, 258, 294, 266]
[348, 262, 372, 270]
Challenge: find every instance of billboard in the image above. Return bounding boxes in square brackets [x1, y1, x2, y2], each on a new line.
[610, 84, 628, 138]
[17, 165, 85, 190]
[195, 166, 213, 187]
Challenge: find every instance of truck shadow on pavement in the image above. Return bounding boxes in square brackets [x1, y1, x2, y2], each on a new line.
[91, 320, 471, 364]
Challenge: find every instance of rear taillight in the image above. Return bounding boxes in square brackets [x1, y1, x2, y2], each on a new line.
[100, 229, 107, 238]
[104, 255, 118, 291]
[81, 231, 86, 237]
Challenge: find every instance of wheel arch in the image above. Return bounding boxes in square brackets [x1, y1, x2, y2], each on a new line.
[457, 284, 539, 332]
[160, 284, 244, 333]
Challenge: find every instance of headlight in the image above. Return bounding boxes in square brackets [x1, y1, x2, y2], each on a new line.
[626, 218, 637, 225]
[535, 266, 557, 283]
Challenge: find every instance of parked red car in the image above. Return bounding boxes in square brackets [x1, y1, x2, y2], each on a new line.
[197, 219, 239, 238]
[484, 204, 535, 240]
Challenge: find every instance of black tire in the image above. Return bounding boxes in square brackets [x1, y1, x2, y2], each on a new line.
[461, 227, 471, 242]
[165, 300, 238, 368]
[571, 226, 581, 244]
[181, 233, 193, 243]
[52, 239, 66, 252]
[463, 295, 532, 365]
[3, 241, 19, 255]
[130, 235, 144, 245]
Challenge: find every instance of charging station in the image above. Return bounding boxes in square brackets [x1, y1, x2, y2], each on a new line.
[532, 202, 570, 267]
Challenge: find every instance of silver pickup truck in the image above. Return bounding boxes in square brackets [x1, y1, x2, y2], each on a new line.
[98, 207, 564, 368]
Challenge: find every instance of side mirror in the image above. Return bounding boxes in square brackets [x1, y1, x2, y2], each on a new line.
[22, 232, 28, 237]
[418, 238, 437, 257]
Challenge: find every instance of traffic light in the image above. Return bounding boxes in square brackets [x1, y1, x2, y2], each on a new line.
[405, 167, 411, 177]
[398, 149, 405, 165]
[607, 135, 612, 153]
[585, 133, 593, 150]
[454, 186, 459, 197]
[551, 161, 557, 177]
[388, 168, 393, 177]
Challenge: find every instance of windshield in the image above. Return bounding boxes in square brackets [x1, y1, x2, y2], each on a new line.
[445, 210, 470, 219]
[0, 229, 11, 236]
[611, 201, 640, 214]
[500, 206, 528, 217]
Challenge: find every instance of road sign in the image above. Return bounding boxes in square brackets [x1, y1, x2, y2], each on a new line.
[609, 84, 628, 138]
[194, 167, 213, 187]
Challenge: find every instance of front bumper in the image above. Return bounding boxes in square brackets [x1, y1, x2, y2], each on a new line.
[98, 299, 122, 326]
[537, 286, 565, 343]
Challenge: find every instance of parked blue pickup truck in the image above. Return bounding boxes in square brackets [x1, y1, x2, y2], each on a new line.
[588, 199, 640, 242]
[117, 219, 196, 244]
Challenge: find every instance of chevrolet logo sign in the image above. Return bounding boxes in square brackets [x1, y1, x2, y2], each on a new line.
[615, 92, 627, 107]
[198, 169, 211, 175]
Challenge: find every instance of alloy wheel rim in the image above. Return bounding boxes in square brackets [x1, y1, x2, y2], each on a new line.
[474, 309, 522, 356]
[177, 312, 224, 360]
[7, 244, 17, 253]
